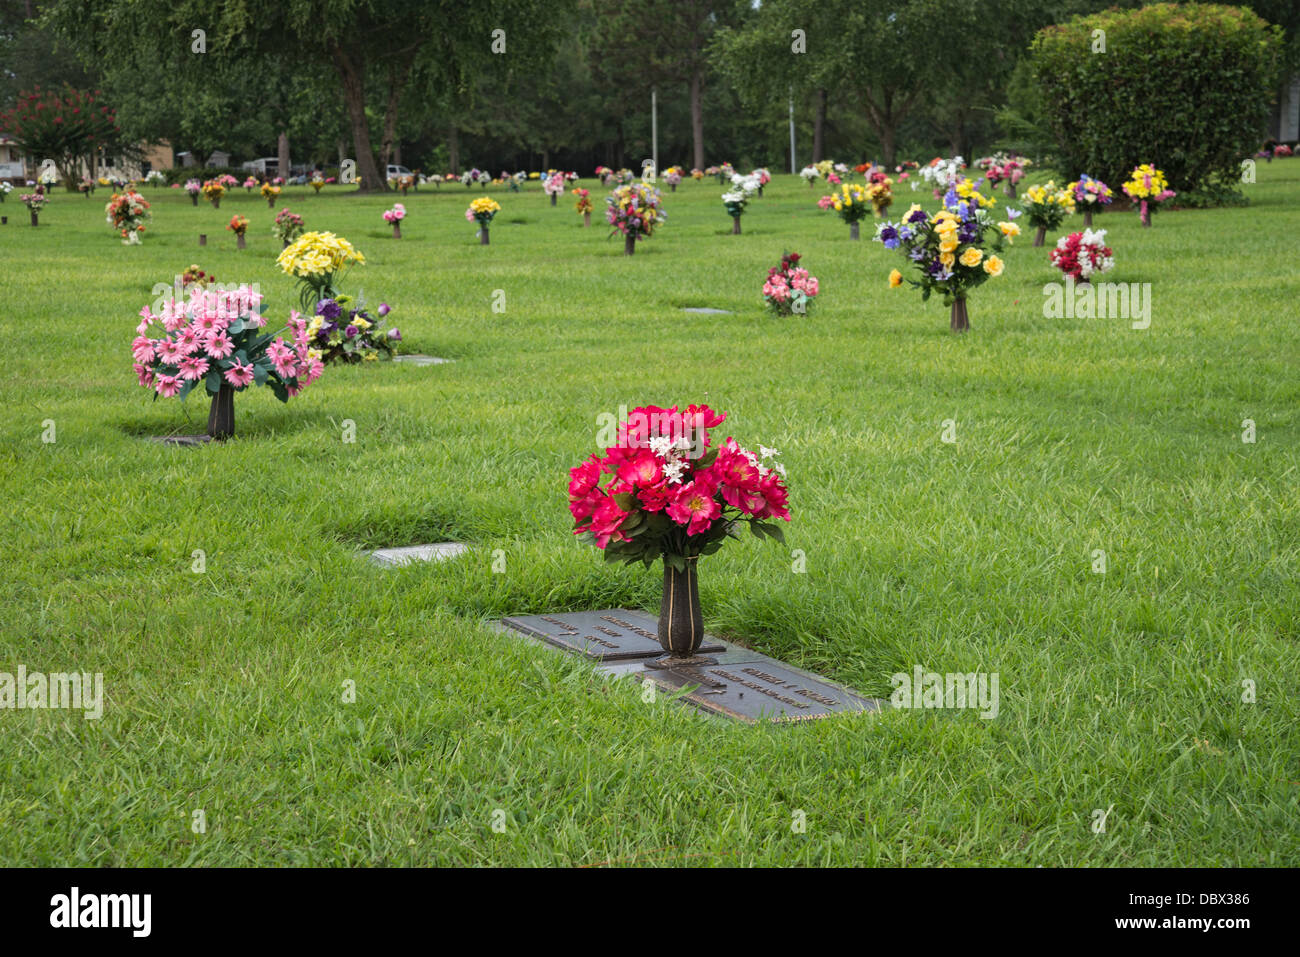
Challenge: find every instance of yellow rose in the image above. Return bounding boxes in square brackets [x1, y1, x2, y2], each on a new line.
[940, 251, 956, 267]
[939, 237, 958, 253]
[999, 222, 1020, 239]
[983, 255, 1004, 277]
[960, 247, 983, 267]
[889, 268, 902, 288]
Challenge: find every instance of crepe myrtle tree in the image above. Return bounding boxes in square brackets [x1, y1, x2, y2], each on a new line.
[0, 86, 124, 190]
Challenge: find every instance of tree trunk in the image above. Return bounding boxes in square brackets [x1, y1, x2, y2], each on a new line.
[879, 123, 897, 170]
[448, 125, 460, 174]
[812, 89, 827, 163]
[330, 42, 386, 192]
[378, 59, 413, 180]
[690, 70, 705, 171]
[277, 130, 290, 182]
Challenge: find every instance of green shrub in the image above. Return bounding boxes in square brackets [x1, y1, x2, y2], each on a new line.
[1029, 3, 1282, 203]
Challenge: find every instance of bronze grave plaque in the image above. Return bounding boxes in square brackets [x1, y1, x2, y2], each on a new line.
[642, 657, 879, 723]
[497, 609, 724, 662]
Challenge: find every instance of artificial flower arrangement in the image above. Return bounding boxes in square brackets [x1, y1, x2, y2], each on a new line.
[217, 174, 239, 189]
[865, 171, 893, 216]
[814, 160, 834, 178]
[0, 181, 11, 202]
[722, 174, 759, 234]
[569, 404, 790, 660]
[476, 170, 492, 187]
[227, 214, 250, 248]
[1067, 175, 1113, 227]
[1121, 164, 1175, 227]
[383, 202, 406, 238]
[874, 198, 1018, 333]
[1020, 181, 1075, 246]
[573, 187, 594, 226]
[184, 178, 201, 205]
[310, 175, 325, 194]
[1050, 228, 1114, 284]
[751, 168, 771, 196]
[979, 153, 1031, 197]
[818, 182, 872, 239]
[305, 296, 400, 365]
[78, 176, 95, 196]
[762, 251, 819, 317]
[132, 283, 323, 439]
[916, 155, 966, 198]
[606, 182, 664, 255]
[799, 165, 820, 186]
[1274, 144, 1293, 157]
[690, 168, 704, 181]
[105, 190, 151, 244]
[663, 166, 683, 191]
[243, 176, 258, 192]
[272, 208, 305, 246]
[543, 171, 565, 205]
[202, 179, 225, 208]
[704, 165, 720, 179]
[21, 189, 47, 225]
[459, 168, 480, 187]
[595, 165, 613, 185]
[466, 196, 501, 244]
[277, 230, 367, 310]
[260, 182, 281, 206]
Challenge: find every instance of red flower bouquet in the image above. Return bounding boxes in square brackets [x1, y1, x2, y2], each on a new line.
[570, 404, 790, 659]
[1049, 228, 1114, 283]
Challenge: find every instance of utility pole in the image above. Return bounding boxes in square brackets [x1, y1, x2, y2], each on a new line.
[651, 87, 659, 179]
[789, 90, 796, 174]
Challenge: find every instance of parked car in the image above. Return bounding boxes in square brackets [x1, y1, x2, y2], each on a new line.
[386, 165, 413, 179]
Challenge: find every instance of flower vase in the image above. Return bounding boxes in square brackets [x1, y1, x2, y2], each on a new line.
[1083, 208, 1093, 228]
[212, 197, 220, 209]
[392, 222, 401, 239]
[1006, 182, 1017, 199]
[670, 184, 677, 193]
[758, 185, 764, 198]
[732, 216, 741, 235]
[190, 194, 198, 206]
[950, 298, 970, 334]
[84, 191, 90, 199]
[236, 233, 246, 249]
[624, 233, 636, 256]
[283, 238, 290, 249]
[849, 221, 860, 240]
[583, 211, 591, 228]
[479, 224, 489, 246]
[199, 233, 207, 246]
[207, 383, 235, 440]
[30, 210, 38, 227]
[656, 558, 705, 659]
[267, 198, 274, 208]
[550, 193, 557, 207]
[1, 216, 7, 225]
[1033, 226, 1046, 247]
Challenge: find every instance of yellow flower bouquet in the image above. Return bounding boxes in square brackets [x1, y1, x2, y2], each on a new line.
[277, 230, 366, 309]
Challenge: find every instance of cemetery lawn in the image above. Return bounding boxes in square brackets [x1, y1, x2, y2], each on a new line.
[0, 167, 1297, 867]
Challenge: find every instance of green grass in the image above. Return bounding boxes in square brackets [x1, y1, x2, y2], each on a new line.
[0, 166, 1296, 866]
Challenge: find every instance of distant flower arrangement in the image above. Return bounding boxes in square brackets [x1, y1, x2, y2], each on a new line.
[226, 214, 249, 236]
[383, 203, 406, 223]
[1121, 163, 1175, 226]
[1021, 181, 1074, 243]
[573, 187, 593, 214]
[762, 251, 819, 317]
[607, 182, 664, 254]
[1050, 229, 1114, 283]
[1068, 175, 1114, 206]
[272, 208, 304, 244]
[105, 190, 151, 244]
[466, 196, 500, 225]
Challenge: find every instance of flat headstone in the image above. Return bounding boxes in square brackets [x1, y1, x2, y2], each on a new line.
[499, 609, 723, 662]
[392, 355, 451, 366]
[494, 607, 880, 723]
[147, 434, 212, 447]
[370, 542, 468, 566]
[680, 307, 732, 314]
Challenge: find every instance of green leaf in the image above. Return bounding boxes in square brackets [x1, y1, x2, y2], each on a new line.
[612, 492, 637, 511]
[205, 370, 222, 395]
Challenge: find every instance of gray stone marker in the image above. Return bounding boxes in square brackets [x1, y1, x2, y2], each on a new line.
[680, 307, 733, 314]
[370, 543, 468, 566]
[494, 608, 881, 723]
[147, 434, 212, 447]
[392, 355, 452, 366]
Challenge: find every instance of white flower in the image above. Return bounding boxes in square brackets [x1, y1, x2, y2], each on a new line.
[648, 435, 674, 457]
[759, 446, 780, 459]
[662, 460, 686, 484]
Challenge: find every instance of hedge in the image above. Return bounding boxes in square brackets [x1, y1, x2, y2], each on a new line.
[1029, 3, 1283, 202]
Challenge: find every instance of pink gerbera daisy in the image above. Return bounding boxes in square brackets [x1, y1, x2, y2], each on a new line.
[155, 374, 181, 397]
[205, 330, 234, 359]
[223, 361, 255, 387]
[178, 355, 210, 381]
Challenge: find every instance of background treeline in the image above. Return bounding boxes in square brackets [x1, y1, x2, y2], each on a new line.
[2, 0, 1296, 190]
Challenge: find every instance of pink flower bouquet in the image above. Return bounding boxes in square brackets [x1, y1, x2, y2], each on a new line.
[762, 252, 819, 316]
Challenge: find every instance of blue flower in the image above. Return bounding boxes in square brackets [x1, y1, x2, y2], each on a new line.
[878, 224, 900, 249]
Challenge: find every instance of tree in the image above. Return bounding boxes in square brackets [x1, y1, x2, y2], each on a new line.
[0, 85, 123, 188]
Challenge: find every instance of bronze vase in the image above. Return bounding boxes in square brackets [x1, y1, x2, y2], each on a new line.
[392, 222, 401, 239]
[850, 221, 860, 240]
[732, 216, 741, 235]
[207, 383, 235, 440]
[30, 210, 38, 227]
[950, 298, 970, 334]
[1033, 226, 1046, 247]
[1083, 208, 1093, 228]
[583, 211, 591, 228]
[479, 224, 489, 245]
[658, 558, 703, 658]
[550, 193, 557, 207]
[236, 233, 246, 249]
[624, 233, 636, 255]
[190, 194, 198, 206]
